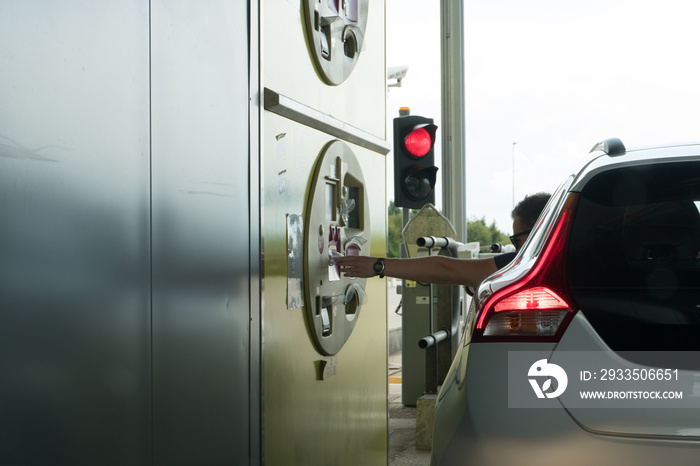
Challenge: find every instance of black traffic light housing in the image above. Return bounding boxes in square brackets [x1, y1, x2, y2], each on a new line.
[393, 115, 438, 209]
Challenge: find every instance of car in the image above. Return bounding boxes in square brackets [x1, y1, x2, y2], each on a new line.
[432, 139, 700, 466]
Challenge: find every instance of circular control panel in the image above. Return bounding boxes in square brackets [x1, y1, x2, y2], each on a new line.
[303, 140, 370, 355]
[302, 0, 369, 86]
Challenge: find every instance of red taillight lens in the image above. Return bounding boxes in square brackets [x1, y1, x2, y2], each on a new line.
[494, 287, 569, 312]
[404, 128, 432, 157]
[472, 193, 580, 342]
[485, 286, 571, 337]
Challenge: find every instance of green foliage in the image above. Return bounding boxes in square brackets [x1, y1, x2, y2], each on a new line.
[466, 217, 510, 246]
[386, 203, 511, 257]
[387, 201, 402, 258]
[388, 201, 400, 217]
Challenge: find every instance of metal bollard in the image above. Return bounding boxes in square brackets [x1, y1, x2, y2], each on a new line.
[418, 329, 450, 349]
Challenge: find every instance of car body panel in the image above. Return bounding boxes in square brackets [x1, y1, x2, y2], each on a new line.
[433, 339, 700, 466]
[554, 312, 700, 438]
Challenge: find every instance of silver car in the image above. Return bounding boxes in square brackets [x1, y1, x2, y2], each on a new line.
[432, 139, 700, 465]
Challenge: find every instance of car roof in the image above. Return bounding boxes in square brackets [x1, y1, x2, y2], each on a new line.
[571, 141, 700, 192]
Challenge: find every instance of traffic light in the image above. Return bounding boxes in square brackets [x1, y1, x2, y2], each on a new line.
[393, 114, 438, 209]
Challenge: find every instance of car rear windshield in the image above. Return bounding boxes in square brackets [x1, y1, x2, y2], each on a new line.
[567, 160, 700, 351]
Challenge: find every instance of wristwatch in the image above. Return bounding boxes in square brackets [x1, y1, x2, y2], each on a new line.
[372, 258, 386, 278]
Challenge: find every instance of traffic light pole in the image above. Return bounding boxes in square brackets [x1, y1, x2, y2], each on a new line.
[440, 0, 466, 242]
[401, 207, 410, 256]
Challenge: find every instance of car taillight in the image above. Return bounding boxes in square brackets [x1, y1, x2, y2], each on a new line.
[472, 193, 580, 342]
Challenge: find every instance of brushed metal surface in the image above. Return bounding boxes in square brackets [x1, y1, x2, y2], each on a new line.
[150, 1, 251, 464]
[0, 2, 151, 463]
[0, 2, 255, 465]
[262, 114, 388, 466]
[263, 0, 386, 140]
[261, 1, 388, 462]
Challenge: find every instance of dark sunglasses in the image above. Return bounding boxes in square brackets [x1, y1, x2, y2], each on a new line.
[509, 229, 532, 249]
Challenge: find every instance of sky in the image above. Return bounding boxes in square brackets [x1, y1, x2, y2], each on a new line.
[386, 0, 700, 236]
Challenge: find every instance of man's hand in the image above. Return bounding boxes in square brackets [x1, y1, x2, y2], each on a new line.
[336, 255, 380, 278]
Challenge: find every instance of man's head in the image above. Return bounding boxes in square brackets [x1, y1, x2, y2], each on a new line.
[510, 192, 551, 250]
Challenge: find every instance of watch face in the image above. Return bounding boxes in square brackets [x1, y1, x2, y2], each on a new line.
[373, 261, 381, 273]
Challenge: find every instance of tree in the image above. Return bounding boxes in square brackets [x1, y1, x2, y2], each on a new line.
[387, 201, 402, 257]
[466, 217, 510, 247]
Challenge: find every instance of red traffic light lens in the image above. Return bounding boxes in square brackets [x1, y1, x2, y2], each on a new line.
[404, 128, 432, 158]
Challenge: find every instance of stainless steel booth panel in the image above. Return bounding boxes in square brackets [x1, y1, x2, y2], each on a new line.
[262, 114, 388, 466]
[0, 2, 151, 464]
[263, 0, 386, 139]
[0, 2, 254, 465]
[261, 0, 388, 463]
[150, 2, 251, 465]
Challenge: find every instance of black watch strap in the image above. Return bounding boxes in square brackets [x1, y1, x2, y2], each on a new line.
[373, 258, 386, 278]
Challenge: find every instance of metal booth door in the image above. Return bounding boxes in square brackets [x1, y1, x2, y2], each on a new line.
[0, 2, 254, 465]
[0, 3, 151, 463]
[150, 2, 252, 465]
[261, 0, 388, 465]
